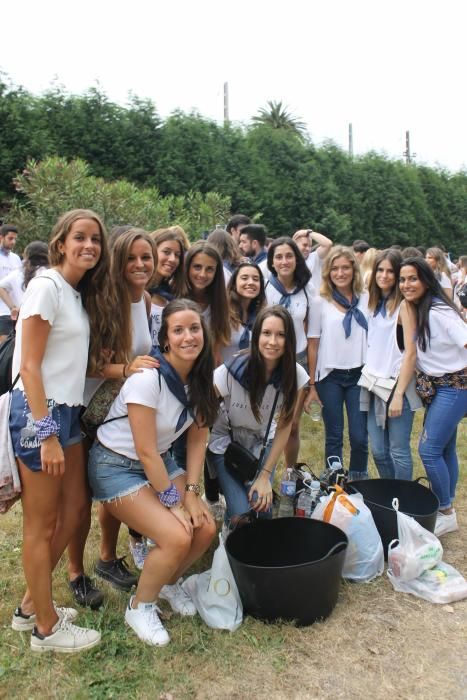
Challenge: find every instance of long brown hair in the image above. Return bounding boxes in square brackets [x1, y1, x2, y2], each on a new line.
[227, 262, 266, 330]
[185, 242, 231, 347]
[110, 228, 156, 363]
[49, 209, 113, 374]
[367, 249, 403, 316]
[158, 299, 218, 427]
[248, 306, 297, 425]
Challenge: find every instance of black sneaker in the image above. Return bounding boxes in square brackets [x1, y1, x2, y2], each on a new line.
[69, 574, 104, 610]
[95, 557, 138, 591]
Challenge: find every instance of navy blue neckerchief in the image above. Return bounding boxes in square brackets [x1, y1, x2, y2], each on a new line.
[225, 354, 282, 391]
[150, 347, 195, 431]
[223, 261, 235, 274]
[238, 305, 257, 350]
[267, 274, 304, 309]
[148, 282, 174, 302]
[374, 296, 388, 318]
[252, 249, 267, 265]
[331, 289, 368, 338]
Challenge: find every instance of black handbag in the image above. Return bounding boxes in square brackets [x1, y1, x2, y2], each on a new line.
[223, 390, 280, 483]
[0, 329, 15, 396]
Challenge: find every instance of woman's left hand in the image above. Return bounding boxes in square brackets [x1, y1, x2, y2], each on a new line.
[184, 492, 215, 529]
[388, 393, 403, 418]
[248, 473, 273, 512]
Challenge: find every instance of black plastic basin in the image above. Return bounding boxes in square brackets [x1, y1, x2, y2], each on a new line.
[348, 477, 439, 559]
[225, 518, 348, 626]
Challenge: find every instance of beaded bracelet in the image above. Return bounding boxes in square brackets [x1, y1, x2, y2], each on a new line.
[34, 415, 59, 441]
[157, 482, 181, 508]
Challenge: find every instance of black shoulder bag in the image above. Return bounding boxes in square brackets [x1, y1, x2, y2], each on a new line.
[223, 389, 280, 483]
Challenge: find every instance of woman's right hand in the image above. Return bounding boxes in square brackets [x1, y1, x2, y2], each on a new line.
[40, 436, 65, 476]
[170, 503, 193, 537]
[127, 355, 160, 376]
[304, 386, 322, 414]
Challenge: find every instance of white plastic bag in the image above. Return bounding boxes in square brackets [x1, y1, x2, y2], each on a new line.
[182, 533, 243, 631]
[388, 561, 467, 604]
[0, 390, 21, 514]
[312, 487, 384, 582]
[387, 498, 443, 581]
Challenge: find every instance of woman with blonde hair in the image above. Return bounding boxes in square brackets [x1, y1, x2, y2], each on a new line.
[306, 246, 369, 479]
[360, 247, 378, 289]
[9, 209, 110, 653]
[425, 247, 452, 297]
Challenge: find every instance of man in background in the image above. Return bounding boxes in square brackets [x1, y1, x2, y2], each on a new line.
[0, 224, 21, 341]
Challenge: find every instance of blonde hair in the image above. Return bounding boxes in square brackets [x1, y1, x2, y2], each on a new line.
[360, 247, 378, 289]
[320, 246, 363, 300]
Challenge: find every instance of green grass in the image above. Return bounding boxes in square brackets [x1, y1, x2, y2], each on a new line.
[0, 412, 466, 699]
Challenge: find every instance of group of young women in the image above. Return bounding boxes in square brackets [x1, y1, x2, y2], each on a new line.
[6, 211, 467, 653]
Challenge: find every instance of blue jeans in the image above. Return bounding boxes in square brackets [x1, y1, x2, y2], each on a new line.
[206, 442, 274, 525]
[367, 394, 415, 480]
[316, 368, 368, 478]
[418, 386, 467, 509]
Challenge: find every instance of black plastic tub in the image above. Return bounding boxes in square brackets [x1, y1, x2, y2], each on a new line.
[348, 477, 439, 559]
[225, 518, 348, 626]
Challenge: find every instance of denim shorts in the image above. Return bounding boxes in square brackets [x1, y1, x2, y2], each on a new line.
[88, 440, 185, 503]
[9, 389, 82, 472]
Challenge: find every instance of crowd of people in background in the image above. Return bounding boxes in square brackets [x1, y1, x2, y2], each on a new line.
[0, 214, 466, 653]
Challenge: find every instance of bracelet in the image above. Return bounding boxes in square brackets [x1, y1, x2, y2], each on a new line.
[34, 415, 59, 442]
[185, 483, 201, 495]
[261, 467, 273, 475]
[157, 482, 181, 508]
[307, 382, 315, 387]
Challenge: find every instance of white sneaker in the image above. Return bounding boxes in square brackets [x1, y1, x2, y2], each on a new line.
[434, 510, 458, 537]
[12, 603, 78, 632]
[202, 493, 226, 522]
[129, 539, 149, 571]
[125, 595, 170, 646]
[30, 617, 101, 653]
[159, 578, 197, 616]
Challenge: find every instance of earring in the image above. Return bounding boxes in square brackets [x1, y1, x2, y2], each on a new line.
[163, 344, 169, 352]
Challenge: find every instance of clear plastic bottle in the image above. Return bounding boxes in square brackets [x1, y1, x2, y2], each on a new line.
[277, 468, 296, 517]
[308, 399, 322, 422]
[295, 490, 313, 518]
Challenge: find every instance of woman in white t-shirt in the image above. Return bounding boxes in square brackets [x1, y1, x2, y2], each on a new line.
[88, 299, 218, 646]
[67, 229, 160, 604]
[9, 209, 111, 653]
[207, 306, 309, 527]
[306, 246, 369, 480]
[0, 240, 49, 320]
[221, 262, 266, 364]
[399, 258, 467, 537]
[265, 237, 315, 469]
[425, 247, 453, 298]
[361, 249, 421, 480]
[148, 228, 187, 349]
[292, 228, 333, 292]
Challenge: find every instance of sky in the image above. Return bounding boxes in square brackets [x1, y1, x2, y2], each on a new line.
[2, 0, 466, 173]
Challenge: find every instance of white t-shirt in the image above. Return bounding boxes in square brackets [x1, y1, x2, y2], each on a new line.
[208, 363, 309, 455]
[307, 294, 369, 381]
[265, 280, 316, 354]
[0, 265, 48, 311]
[150, 302, 165, 348]
[365, 304, 403, 378]
[12, 269, 90, 405]
[83, 296, 152, 406]
[0, 250, 22, 315]
[259, 259, 270, 282]
[97, 368, 193, 459]
[306, 251, 324, 291]
[416, 305, 467, 376]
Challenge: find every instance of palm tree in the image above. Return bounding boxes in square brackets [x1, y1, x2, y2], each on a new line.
[252, 100, 307, 139]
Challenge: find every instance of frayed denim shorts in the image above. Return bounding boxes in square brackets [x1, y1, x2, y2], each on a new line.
[9, 389, 82, 472]
[88, 440, 185, 503]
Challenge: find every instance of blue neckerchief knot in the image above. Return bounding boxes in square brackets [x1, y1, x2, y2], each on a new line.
[374, 296, 388, 318]
[268, 275, 303, 309]
[225, 354, 282, 390]
[150, 347, 195, 431]
[238, 305, 257, 350]
[331, 289, 368, 338]
[148, 282, 174, 302]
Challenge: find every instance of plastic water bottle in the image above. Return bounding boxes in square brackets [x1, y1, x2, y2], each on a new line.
[278, 468, 296, 517]
[308, 399, 322, 422]
[295, 490, 313, 518]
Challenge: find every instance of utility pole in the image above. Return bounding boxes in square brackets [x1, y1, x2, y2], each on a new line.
[403, 130, 416, 165]
[223, 82, 229, 124]
[348, 123, 353, 159]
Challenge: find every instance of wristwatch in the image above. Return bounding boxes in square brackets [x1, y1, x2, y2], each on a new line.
[185, 483, 201, 495]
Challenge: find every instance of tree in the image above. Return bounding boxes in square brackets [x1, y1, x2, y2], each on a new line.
[251, 100, 307, 140]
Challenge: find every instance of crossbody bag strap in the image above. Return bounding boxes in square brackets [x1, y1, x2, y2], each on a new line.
[257, 389, 281, 468]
